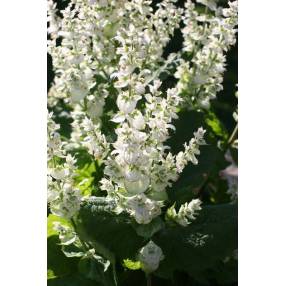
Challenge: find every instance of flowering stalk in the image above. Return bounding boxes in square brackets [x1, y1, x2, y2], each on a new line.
[47, 0, 238, 279]
[175, 0, 238, 109]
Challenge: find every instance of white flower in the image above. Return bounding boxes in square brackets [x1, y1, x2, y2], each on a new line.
[87, 95, 105, 119]
[138, 241, 164, 273]
[128, 111, 145, 130]
[196, 0, 217, 11]
[123, 167, 141, 181]
[149, 80, 162, 94]
[183, 199, 202, 219]
[126, 194, 162, 224]
[70, 82, 89, 103]
[49, 167, 67, 180]
[100, 178, 115, 193]
[124, 173, 150, 194]
[175, 151, 187, 173]
[117, 93, 141, 114]
[135, 82, 146, 95]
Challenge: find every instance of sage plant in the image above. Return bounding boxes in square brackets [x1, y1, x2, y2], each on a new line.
[47, 0, 238, 283]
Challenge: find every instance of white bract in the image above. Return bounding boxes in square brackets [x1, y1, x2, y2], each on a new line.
[138, 241, 164, 273]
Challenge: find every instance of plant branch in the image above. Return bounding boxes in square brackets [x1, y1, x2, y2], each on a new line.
[70, 218, 90, 252]
[227, 123, 238, 146]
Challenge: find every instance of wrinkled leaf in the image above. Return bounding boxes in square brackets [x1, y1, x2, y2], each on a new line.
[76, 198, 145, 261]
[153, 203, 237, 283]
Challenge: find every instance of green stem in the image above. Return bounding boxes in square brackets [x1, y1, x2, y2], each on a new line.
[94, 54, 109, 79]
[146, 274, 151, 286]
[112, 263, 118, 286]
[227, 123, 238, 146]
[70, 218, 89, 252]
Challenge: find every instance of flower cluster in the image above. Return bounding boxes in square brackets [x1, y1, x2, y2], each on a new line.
[47, 0, 239, 219]
[47, 113, 81, 218]
[100, 88, 206, 223]
[175, 0, 238, 109]
[81, 117, 110, 159]
[166, 198, 202, 226]
[46, 0, 240, 224]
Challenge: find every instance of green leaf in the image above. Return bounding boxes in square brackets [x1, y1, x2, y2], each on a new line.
[47, 214, 71, 238]
[48, 235, 80, 280]
[166, 110, 206, 155]
[206, 259, 238, 285]
[168, 144, 228, 205]
[78, 255, 114, 286]
[62, 243, 85, 258]
[74, 161, 96, 196]
[70, 148, 93, 169]
[123, 259, 141, 271]
[133, 217, 165, 239]
[205, 111, 228, 140]
[153, 203, 237, 283]
[75, 198, 145, 261]
[47, 273, 95, 286]
[147, 190, 168, 201]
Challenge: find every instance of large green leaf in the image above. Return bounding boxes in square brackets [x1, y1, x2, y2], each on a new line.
[153, 203, 237, 284]
[75, 198, 145, 261]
